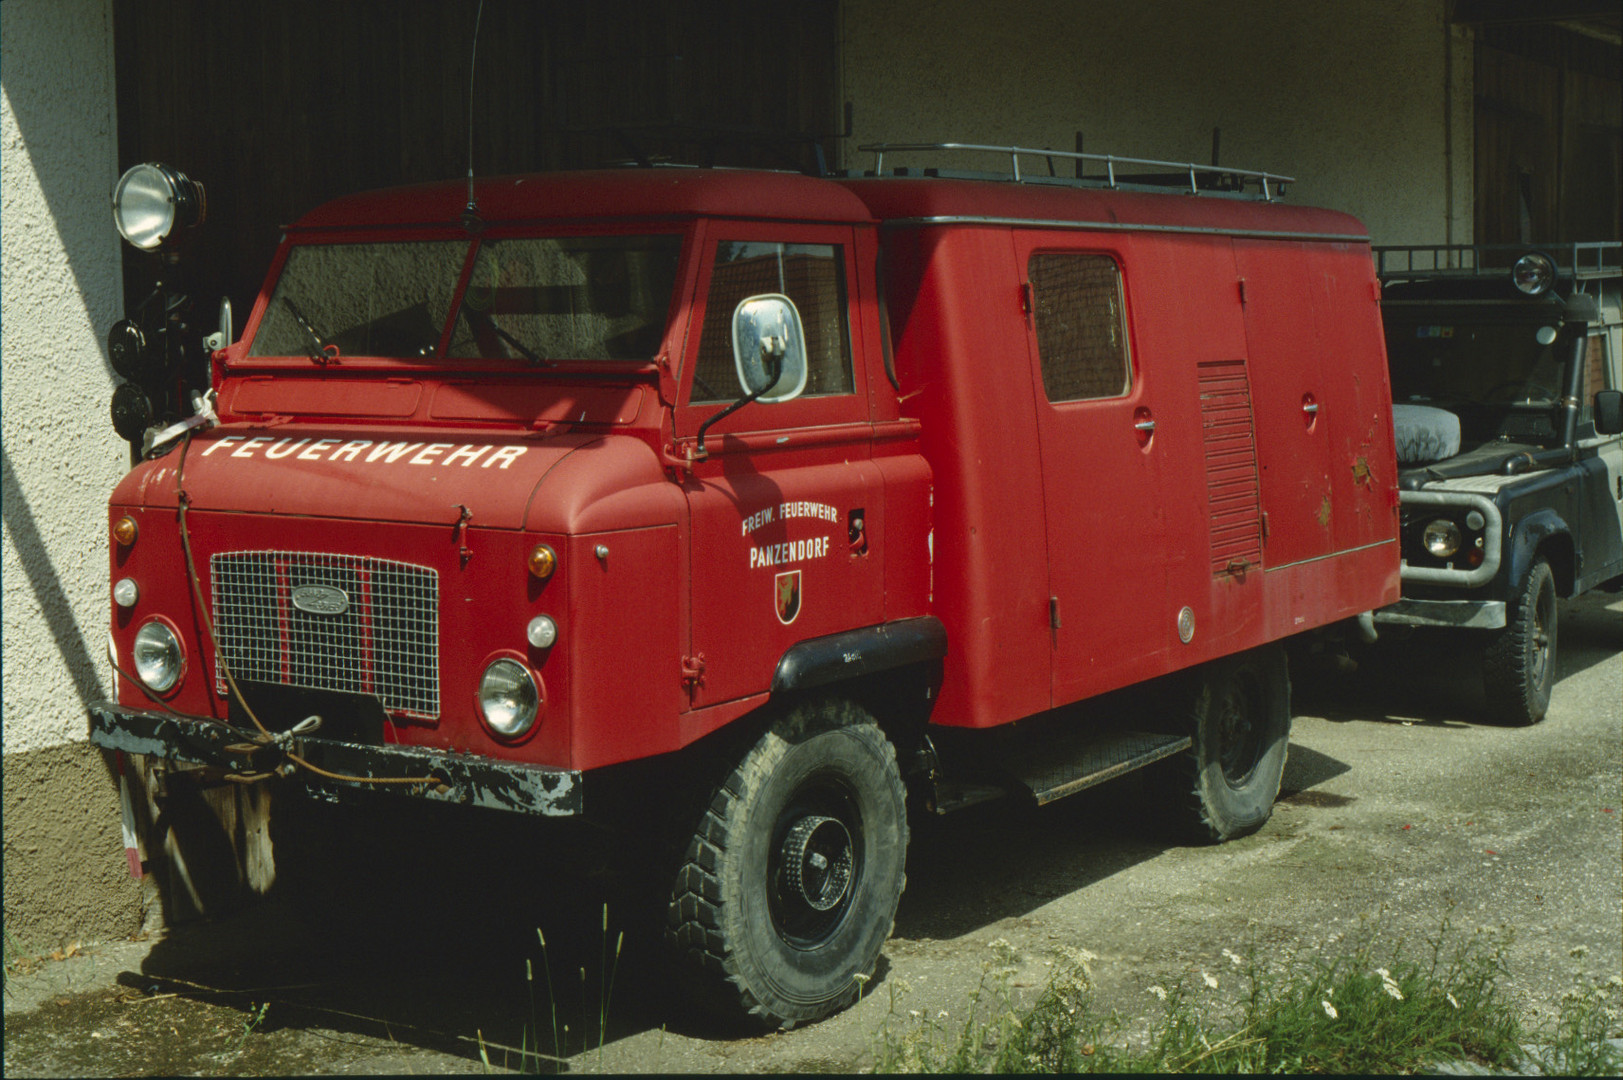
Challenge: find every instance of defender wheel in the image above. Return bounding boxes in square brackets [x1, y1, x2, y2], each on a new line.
[1483, 557, 1557, 726]
[666, 700, 908, 1030]
[1175, 645, 1291, 842]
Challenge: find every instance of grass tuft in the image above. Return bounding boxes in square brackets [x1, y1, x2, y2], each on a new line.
[870, 913, 1619, 1074]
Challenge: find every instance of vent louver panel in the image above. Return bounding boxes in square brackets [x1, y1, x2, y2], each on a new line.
[1198, 361, 1263, 576]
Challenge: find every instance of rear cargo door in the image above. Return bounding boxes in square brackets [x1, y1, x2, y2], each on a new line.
[1017, 239, 1171, 703]
[1233, 240, 1338, 569]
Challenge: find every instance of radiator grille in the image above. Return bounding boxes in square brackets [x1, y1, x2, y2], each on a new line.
[1198, 360, 1263, 576]
[211, 551, 439, 719]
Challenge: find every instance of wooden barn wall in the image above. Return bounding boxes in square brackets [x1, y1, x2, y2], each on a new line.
[1473, 23, 1621, 244]
[113, 0, 840, 319]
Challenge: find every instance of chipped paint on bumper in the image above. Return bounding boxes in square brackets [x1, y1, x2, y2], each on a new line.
[88, 702, 583, 817]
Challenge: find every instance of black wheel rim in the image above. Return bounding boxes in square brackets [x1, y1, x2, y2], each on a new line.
[1217, 670, 1266, 787]
[1529, 578, 1556, 690]
[768, 774, 862, 949]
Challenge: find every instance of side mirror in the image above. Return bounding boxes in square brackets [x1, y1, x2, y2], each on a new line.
[1563, 292, 1599, 324]
[1596, 389, 1623, 436]
[202, 297, 233, 352]
[731, 294, 807, 403]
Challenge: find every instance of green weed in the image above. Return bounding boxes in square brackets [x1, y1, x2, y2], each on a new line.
[869, 914, 1617, 1074]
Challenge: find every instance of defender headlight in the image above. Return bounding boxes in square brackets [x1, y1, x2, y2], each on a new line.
[112, 163, 205, 250]
[478, 658, 539, 738]
[132, 620, 182, 692]
[1423, 518, 1462, 558]
[1512, 252, 1555, 296]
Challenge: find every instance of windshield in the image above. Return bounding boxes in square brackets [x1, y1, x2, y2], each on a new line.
[1386, 315, 1569, 408]
[448, 235, 681, 362]
[248, 234, 682, 363]
[251, 241, 466, 359]
[1385, 313, 1574, 448]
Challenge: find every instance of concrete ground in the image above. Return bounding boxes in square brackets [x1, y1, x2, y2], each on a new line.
[4, 591, 1618, 1075]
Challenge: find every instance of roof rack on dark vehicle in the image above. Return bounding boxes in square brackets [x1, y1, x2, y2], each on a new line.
[853, 142, 1293, 201]
[1373, 241, 1622, 283]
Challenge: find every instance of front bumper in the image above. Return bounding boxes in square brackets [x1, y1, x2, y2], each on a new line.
[1372, 597, 1508, 630]
[88, 702, 583, 817]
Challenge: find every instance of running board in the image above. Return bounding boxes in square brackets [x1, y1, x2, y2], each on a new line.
[1007, 730, 1191, 806]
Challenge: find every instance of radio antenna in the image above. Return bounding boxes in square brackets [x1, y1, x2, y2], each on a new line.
[463, 0, 486, 225]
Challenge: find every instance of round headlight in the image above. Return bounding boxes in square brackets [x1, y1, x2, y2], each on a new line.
[112, 163, 205, 250]
[113, 578, 140, 608]
[132, 620, 182, 692]
[1423, 518, 1462, 558]
[478, 658, 539, 738]
[1465, 510, 1485, 532]
[1512, 252, 1555, 296]
[526, 615, 558, 650]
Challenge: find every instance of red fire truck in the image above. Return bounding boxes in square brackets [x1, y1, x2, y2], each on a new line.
[92, 145, 1400, 1028]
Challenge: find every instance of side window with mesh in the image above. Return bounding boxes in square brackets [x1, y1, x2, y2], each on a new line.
[690, 241, 853, 403]
[1029, 253, 1131, 402]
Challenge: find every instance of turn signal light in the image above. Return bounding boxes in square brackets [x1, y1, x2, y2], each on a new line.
[113, 516, 139, 546]
[527, 543, 557, 580]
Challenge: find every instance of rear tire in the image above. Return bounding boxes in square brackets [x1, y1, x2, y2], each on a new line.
[1483, 557, 1557, 725]
[666, 699, 907, 1029]
[1174, 645, 1291, 842]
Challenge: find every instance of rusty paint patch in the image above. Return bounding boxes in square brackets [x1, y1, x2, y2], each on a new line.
[1317, 495, 1333, 527]
[1351, 456, 1373, 485]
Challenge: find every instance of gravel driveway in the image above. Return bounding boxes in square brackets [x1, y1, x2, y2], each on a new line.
[6, 591, 1618, 1075]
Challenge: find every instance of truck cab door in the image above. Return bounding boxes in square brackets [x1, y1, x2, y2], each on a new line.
[674, 226, 883, 710]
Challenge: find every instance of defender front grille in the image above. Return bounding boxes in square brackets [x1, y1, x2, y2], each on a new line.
[210, 551, 440, 719]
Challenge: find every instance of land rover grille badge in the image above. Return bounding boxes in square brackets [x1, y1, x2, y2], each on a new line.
[291, 584, 350, 616]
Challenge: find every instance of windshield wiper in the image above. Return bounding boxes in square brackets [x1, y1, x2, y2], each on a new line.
[471, 310, 550, 367]
[283, 298, 329, 363]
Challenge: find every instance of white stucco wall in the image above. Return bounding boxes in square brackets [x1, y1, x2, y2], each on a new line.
[841, 0, 1473, 246]
[2, 0, 126, 755]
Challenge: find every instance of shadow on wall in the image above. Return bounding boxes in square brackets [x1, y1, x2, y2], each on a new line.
[0, 0, 123, 387]
[0, 449, 107, 711]
[5, 444, 269, 929]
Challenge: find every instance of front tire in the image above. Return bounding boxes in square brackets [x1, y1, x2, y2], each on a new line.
[1174, 645, 1292, 842]
[1483, 557, 1557, 725]
[666, 699, 908, 1029]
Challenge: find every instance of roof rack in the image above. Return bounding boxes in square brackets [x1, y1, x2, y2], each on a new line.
[1373, 242, 1622, 282]
[853, 142, 1293, 202]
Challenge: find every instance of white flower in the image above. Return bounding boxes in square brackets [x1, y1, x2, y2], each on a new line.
[1322, 1000, 1338, 1019]
[1147, 985, 1168, 1001]
[1222, 948, 1243, 966]
[1202, 972, 1219, 989]
[1383, 981, 1404, 1001]
[1375, 967, 1391, 980]
[852, 972, 871, 985]
[1447, 993, 1460, 1009]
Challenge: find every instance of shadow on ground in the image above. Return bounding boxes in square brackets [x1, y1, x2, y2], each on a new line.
[1294, 591, 1622, 729]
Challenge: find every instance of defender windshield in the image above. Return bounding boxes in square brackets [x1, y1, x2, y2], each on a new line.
[249, 234, 682, 363]
[1386, 315, 1568, 407]
[1385, 313, 1572, 447]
